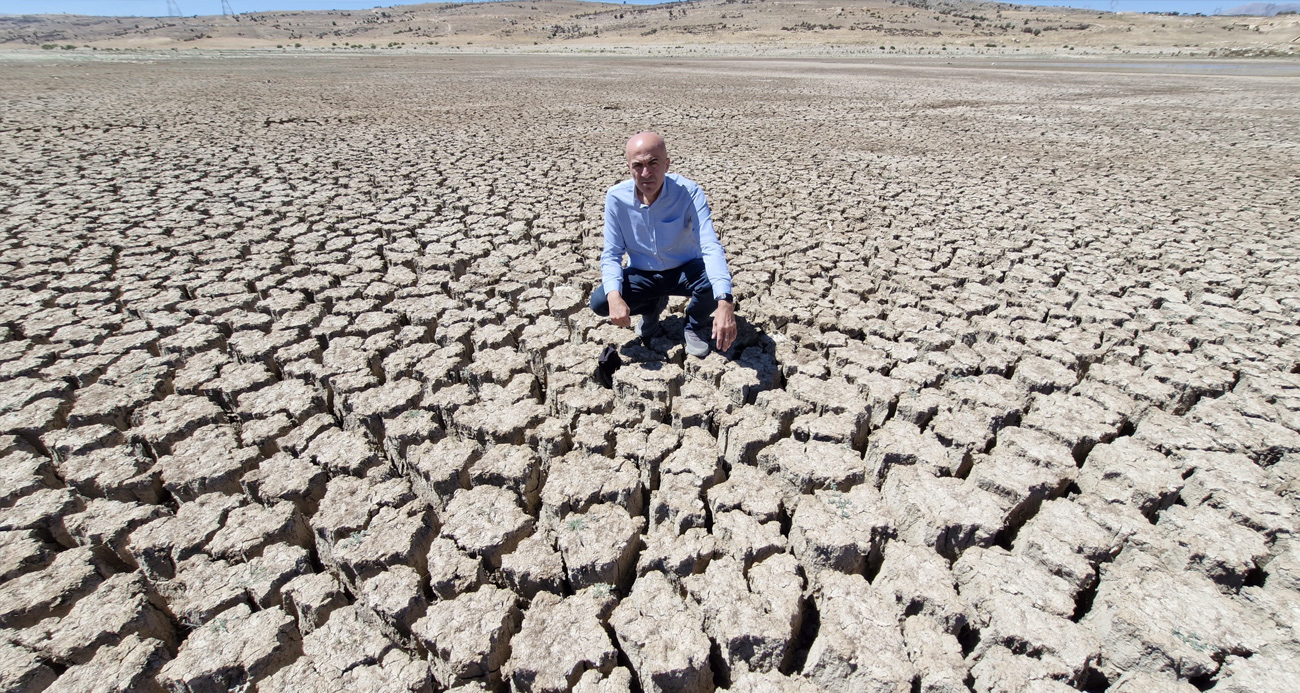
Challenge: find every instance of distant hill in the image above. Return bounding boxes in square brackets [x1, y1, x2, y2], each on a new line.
[1, 0, 1297, 58]
[1225, 2, 1300, 15]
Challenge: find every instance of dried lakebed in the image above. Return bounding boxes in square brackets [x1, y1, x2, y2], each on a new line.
[1, 54, 1299, 692]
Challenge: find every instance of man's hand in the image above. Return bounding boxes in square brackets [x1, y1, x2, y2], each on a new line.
[713, 299, 737, 353]
[607, 291, 632, 328]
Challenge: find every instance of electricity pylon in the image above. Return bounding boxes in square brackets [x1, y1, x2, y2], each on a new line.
[166, 0, 182, 17]
[221, 0, 236, 16]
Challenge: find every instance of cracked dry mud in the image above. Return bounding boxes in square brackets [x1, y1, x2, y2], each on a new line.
[1, 53, 1299, 692]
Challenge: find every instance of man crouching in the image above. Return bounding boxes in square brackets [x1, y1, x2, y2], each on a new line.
[589, 131, 737, 357]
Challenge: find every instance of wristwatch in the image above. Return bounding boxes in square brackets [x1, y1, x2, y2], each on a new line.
[717, 293, 734, 303]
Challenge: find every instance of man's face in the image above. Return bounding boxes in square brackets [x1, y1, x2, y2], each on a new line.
[626, 140, 670, 203]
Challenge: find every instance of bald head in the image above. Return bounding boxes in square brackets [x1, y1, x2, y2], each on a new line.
[625, 132, 671, 205]
[625, 131, 668, 161]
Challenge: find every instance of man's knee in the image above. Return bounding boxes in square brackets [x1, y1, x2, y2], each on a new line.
[589, 285, 610, 317]
[681, 258, 712, 294]
[689, 294, 718, 315]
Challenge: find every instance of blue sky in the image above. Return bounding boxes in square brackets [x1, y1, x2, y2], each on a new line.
[0, 0, 1259, 18]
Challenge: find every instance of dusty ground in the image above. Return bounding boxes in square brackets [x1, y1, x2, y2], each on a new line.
[2, 52, 1300, 692]
[3, 0, 1299, 59]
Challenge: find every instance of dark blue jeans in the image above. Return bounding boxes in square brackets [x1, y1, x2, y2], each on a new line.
[589, 258, 718, 335]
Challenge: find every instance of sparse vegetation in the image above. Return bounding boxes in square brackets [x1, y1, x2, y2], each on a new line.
[0, 1, 1290, 59]
[782, 22, 842, 31]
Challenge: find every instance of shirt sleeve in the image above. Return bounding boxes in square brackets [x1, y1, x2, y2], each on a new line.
[689, 183, 733, 298]
[601, 189, 627, 298]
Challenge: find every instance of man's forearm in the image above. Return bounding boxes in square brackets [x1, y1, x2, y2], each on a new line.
[691, 187, 733, 297]
[602, 199, 628, 296]
[600, 254, 626, 298]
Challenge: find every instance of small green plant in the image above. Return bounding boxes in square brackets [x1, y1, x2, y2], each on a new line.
[41, 44, 57, 49]
[294, 42, 301, 48]
[566, 517, 587, 532]
[337, 528, 370, 549]
[828, 493, 852, 518]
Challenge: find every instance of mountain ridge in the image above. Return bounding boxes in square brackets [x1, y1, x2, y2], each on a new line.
[3, 0, 1297, 58]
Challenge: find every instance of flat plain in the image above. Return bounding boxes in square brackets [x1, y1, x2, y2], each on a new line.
[2, 46, 1300, 692]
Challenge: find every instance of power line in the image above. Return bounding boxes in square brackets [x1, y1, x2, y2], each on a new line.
[166, 0, 182, 17]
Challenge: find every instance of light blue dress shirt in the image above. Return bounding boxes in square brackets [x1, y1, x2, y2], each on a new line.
[601, 173, 734, 300]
